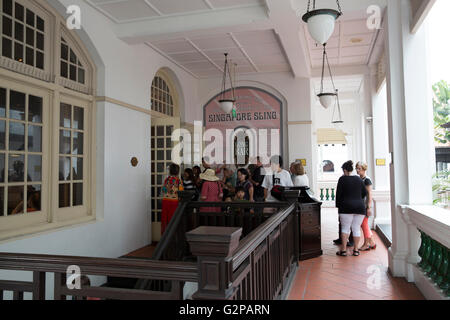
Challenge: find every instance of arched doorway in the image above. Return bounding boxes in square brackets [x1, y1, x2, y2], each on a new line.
[150, 69, 181, 242]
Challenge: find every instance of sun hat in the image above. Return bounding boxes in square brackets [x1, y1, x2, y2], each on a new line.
[200, 169, 220, 182]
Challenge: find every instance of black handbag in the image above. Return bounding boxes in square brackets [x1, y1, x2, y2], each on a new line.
[270, 173, 285, 201]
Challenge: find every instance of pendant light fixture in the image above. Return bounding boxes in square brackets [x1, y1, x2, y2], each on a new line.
[317, 43, 336, 109]
[331, 89, 344, 127]
[218, 53, 236, 114]
[302, 0, 343, 45]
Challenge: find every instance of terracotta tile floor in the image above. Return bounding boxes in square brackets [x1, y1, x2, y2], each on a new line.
[288, 208, 425, 300]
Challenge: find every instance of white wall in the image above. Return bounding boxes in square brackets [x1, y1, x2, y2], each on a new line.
[0, 0, 199, 266]
[372, 82, 391, 190]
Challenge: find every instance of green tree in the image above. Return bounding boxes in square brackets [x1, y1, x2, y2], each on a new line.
[433, 80, 450, 144]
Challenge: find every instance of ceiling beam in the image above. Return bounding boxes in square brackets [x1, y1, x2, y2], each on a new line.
[311, 64, 370, 78]
[229, 33, 259, 73]
[265, 0, 311, 78]
[114, 5, 271, 44]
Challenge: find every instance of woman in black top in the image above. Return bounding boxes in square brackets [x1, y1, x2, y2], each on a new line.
[335, 161, 367, 257]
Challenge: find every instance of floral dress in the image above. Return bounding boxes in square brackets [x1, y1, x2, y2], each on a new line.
[161, 176, 183, 234]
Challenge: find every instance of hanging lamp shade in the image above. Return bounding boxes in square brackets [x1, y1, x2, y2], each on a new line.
[317, 44, 338, 109]
[318, 92, 336, 109]
[331, 89, 344, 127]
[302, 1, 343, 45]
[303, 9, 340, 45]
[219, 100, 234, 113]
[218, 53, 236, 114]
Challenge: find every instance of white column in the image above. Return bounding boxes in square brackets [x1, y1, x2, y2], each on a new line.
[385, 0, 435, 279]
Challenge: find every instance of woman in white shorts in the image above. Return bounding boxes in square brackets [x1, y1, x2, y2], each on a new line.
[335, 161, 368, 257]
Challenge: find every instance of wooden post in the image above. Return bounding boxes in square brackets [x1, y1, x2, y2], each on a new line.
[32, 271, 46, 300]
[187, 226, 242, 300]
[284, 190, 300, 264]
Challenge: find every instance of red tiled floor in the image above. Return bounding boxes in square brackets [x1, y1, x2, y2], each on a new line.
[288, 208, 425, 300]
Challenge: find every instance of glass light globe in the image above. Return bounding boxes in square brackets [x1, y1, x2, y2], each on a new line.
[219, 100, 235, 113]
[303, 9, 340, 45]
[318, 93, 336, 109]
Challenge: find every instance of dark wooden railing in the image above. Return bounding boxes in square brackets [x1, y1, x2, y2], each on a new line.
[0, 253, 197, 300]
[0, 191, 302, 300]
[150, 191, 290, 263]
[186, 190, 300, 300]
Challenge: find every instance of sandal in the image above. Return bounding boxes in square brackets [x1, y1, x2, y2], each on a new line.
[360, 245, 371, 251]
[353, 250, 360, 256]
[336, 251, 347, 256]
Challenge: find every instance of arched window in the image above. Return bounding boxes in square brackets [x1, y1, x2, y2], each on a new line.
[0, 0, 96, 240]
[151, 71, 177, 117]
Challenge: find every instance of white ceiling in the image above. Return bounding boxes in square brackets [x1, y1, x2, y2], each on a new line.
[304, 17, 378, 69]
[148, 29, 291, 78]
[85, 0, 386, 81]
[86, 0, 265, 23]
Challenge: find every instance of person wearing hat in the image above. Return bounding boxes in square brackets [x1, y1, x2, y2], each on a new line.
[199, 169, 223, 213]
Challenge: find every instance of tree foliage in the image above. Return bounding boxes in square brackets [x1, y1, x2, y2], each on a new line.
[433, 80, 450, 144]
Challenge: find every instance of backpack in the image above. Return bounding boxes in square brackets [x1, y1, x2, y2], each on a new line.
[270, 173, 286, 201]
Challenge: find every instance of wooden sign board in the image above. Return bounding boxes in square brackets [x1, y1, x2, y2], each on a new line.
[376, 159, 386, 166]
[296, 159, 307, 166]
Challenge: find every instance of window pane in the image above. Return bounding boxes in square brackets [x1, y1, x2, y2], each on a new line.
[28, 125, 41, 152]
[69, 64, 76, 81]
[2, 37, 12, 58]
[72, 132, 83, 155]
[14, 41, 23, 62]
[72, 157, 83, 180]
[60, 61, 68, 78]
[27, 154, 41, 182]
[0, 186, 3, 215]
[0, 87, 5, 117]
[59, 157, 70, 181]
[69, 49, 76, 64]
[157, 126, 164, 136]
[3, 0, 12, 16]
[35, 50, 43, 69]
[8, 154, 24, 182]
[0, 121, 5, 150]
[9, 122, 25, 151]
[25, 27, 33, 46]
[10, 90, 25, 120]
[78, 68, 85, 84]
[26, 9, 34, 26]
[36, 16, 44, 32]
[36, 32, 43, 50]
[157, 138, 164, 148]
[14, 21, 23, 41]
[14, 2, 23, 21]
[27, 185, 40, 212]
[58, 183, 70, 208]
[73, 183, 82, 206]
[60, 103, 71, 128]
[28, 95, 42, 123]
[0, 153, 4, 183]
[7, 185, 23, 215]
[61, 43, 68, 60]
[3, 16, 12, 36]
[25, 46, 33, 66]
[73, 106, 83, 130]
[59, 130, 71, 154]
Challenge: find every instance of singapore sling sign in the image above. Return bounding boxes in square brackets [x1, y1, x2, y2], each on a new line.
[204, 87, 282, 165]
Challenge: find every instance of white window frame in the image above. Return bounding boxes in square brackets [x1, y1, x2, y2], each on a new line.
[0, 0, 96, 242]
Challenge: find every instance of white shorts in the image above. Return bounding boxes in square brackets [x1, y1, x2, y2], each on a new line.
[339, 214, 365, 237]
